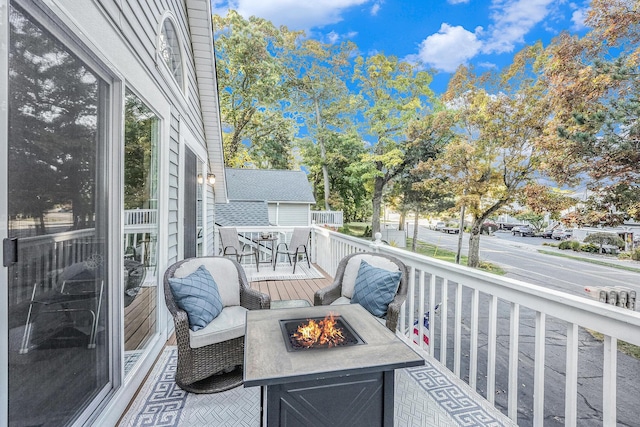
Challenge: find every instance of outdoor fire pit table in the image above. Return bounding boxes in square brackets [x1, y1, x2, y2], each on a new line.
[244, 304, 425, 427]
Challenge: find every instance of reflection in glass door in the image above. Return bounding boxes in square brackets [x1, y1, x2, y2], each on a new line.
[6, 4, 109, 426]
[123, 90, 159, 376]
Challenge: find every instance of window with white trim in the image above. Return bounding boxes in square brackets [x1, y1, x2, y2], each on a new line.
[159, 17, 183, 88]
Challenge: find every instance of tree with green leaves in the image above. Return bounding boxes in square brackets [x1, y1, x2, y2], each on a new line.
[287, 39, 359, 210]
[213, 10, 300, 168]
[392, 110, 456, 247]
[353, 53, 434, 237]
[441, 46, 549, 268]
[300, 130, 370, 222]
[8, 11, 100, 232]
[540, 0, 639, 222]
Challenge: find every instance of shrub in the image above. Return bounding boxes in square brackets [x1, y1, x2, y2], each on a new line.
[580, 243, 599, 253]
[584, 232, 625, 252]
[558, 241, 573, 250]
[570, 241, 581, 251]
[632, 249, 640, 261]
[618, 252, 631, 260]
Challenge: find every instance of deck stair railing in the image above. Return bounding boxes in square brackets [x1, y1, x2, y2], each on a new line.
[311, 226, 640, 426]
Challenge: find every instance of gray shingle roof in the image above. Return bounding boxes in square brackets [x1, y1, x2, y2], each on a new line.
[224, 168, 316, 203]
[214, 201, 270, 227]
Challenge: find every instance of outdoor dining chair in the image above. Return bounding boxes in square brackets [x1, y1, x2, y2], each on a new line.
[273, 227, 311, 273]
[219, 227, 260, 271]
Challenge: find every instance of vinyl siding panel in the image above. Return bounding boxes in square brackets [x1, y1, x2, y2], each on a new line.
[206, 185, 215, 255]
[268, 203, 310, 226]
[168, 112, 180, 264]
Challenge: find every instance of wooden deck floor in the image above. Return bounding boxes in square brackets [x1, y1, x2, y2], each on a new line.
[249, 264, 332, 304]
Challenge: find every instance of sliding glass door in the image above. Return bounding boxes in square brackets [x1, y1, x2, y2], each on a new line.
[123, 90, 159, 375]
[6, 4, 110, 425]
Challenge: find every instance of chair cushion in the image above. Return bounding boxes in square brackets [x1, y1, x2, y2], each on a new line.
[169, 265, 224, 331]
[351, 260, 402, 318]
[174, 258, 241, 307]
[341, 254, 400, 299]
[329, 296, 351, 305]
[189, 305, 248, 349]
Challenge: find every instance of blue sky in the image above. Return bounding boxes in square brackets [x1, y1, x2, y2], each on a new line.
[212, 0, 591, 92]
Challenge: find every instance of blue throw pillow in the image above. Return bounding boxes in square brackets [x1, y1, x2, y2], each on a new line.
[351, 260, 402, 318]
[169, 265, 224, 331]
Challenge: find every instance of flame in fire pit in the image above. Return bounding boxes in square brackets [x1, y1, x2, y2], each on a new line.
[293, 313, 345, 348]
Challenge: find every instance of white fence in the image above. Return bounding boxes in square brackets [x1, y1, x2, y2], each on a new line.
[124, 209, 157, 227]
[311, 210, 343, 228]
[311, 226, 640, 426]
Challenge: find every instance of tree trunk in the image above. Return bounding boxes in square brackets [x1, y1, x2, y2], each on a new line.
[371, 176, 384, 238]
[467, 217, 483, 268]
[398, 211, 406, 231]
[314, 98, 331, 211]
[412, 209, 420, 251]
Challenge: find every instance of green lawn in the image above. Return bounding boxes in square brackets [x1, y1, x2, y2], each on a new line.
[407, 238, 505, 275]
[338, 223, 504, 274]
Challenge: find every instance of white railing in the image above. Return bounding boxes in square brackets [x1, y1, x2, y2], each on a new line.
[124, 209, 157, 227]
[311, 210, 343, 228]
[9, 229, 100, 304]
[311, 226, 640, 426]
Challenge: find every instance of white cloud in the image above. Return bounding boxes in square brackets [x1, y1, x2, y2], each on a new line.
[322, 30, 358, 44]
[482, 0, 556, 54]
[448, 0, 470, 4]
[371, 3, 381, 15]
[327, 31, 340, 44]
[412, 23, 483, 72]
[570, 7, 589, 31]
[212, 0, 372, 30]
[477, 61, 498, 69]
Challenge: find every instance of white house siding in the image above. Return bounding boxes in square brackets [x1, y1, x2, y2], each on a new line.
[19, 1, 222, 425]
[168, 113, 181, 264]
[206, 185, 216, 253]
[268, 203, 311, 226]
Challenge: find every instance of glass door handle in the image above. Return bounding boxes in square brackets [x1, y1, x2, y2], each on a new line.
[3, 237, 18, 266]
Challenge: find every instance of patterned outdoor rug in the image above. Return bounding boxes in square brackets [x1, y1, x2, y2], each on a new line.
[118, 347, 260, 427]
[119, 347, 513, 427]
[243, 262, 324, 282]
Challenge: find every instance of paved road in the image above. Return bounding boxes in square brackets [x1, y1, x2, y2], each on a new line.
[407, 224, 640, 299]
[404, 223, 640, 426]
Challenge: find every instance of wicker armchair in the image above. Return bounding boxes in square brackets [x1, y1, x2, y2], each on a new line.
[164, 256, 270, 393]
[314, 252, 407, 332]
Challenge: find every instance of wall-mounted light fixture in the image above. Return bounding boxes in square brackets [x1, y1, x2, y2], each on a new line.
[197, 173, 216, 186]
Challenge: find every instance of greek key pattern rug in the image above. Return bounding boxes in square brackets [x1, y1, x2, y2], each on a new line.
[405, 360, 516, 427]
[118, 347, 259, 427]
[119, 347, 513, 426]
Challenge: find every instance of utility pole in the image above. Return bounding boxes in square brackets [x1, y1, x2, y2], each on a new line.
[455, 203, 466, 264]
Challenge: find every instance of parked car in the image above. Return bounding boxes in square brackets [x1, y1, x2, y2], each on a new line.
[541, 229, 554, 239]
[512, 225, 534, 236]
[434, 221, 446, 231]
[552, 228, 573, 240]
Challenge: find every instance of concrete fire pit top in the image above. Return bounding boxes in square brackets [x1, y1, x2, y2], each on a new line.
[243, 304, 425, 387]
